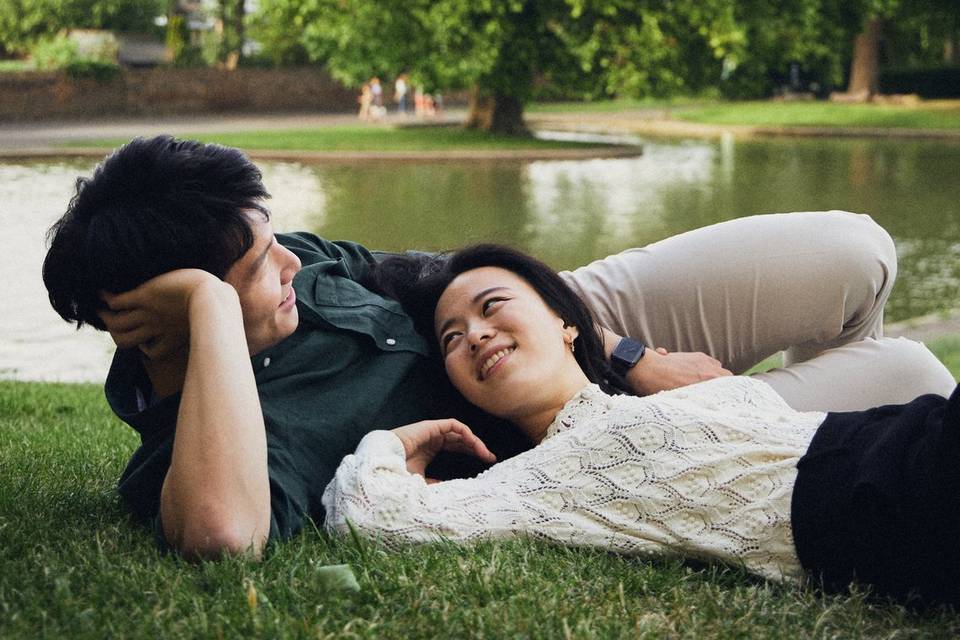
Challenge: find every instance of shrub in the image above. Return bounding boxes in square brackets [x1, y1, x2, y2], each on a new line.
[30, 34, 80, 70]
[30, 33, 120, 82]
[881, 66, 960, 98]
[64, 58, 119, 81]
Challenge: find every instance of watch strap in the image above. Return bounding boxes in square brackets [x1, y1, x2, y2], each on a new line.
[611, 337, 646, 377]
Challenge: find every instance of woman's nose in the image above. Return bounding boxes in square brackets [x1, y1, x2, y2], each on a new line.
[467, 325, 493, 352]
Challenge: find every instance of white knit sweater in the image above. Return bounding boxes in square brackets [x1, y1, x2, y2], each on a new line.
[322, 376, 826, 582]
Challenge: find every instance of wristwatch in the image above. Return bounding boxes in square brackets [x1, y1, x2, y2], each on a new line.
[611, 337, 646, 377]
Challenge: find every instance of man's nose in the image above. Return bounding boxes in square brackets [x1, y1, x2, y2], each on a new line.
[281, 247, 302, 281]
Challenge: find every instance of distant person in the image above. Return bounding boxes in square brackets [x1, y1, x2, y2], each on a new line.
[394, 74, 409, 114]
[41, 136, 953, 561]
[414, 87, 426, 117]
[357, 82, 372, 121]
[370, 77, 385, 120]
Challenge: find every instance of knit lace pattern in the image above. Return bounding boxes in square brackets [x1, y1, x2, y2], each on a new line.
[323, 376, 825, 581]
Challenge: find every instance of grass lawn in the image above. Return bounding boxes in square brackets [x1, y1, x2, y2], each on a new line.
[672, 100, 960, 130]
[4, 338, 960, 638]
[528, 96, 713, 114]
[531, 98, 960, 130]
[0, 59, 34, 72]
[74, 126, 613, 153]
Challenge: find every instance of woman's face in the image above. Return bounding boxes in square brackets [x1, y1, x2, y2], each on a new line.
[434, 266, 584, 428]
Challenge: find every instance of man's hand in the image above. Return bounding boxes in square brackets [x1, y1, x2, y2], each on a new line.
[97, 269, 223, 360]
[626, 347, 732, 395]
[392, 419, 497, 481]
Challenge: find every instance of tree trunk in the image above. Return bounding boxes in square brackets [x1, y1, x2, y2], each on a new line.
[234, 0, 245, 63]
[218, 0, 245, 69]
[946, 33, 958, 65]
[845, 16, 882, 100]
[465, 89, 528, 135]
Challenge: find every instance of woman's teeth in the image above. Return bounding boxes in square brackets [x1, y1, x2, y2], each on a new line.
[480, 348, 514, 379]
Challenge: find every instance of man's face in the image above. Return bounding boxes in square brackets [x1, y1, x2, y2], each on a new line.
[223, 212, 302, 356]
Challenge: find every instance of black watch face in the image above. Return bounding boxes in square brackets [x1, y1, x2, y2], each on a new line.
[616, 340, 645, 364]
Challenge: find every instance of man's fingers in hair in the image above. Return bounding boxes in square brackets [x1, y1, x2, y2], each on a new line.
[97, 308, 148, 333]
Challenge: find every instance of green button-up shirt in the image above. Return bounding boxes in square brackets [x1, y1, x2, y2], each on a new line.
[107, 232, 515, 546]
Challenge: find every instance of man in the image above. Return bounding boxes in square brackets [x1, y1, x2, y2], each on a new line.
[43, 136, 954, 559]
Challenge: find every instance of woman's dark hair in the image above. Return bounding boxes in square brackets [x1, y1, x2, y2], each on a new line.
[372, 244, 620, 394]
[43, 135, 269, 330]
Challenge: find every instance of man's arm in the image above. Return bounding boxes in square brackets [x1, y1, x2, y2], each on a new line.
[599, 327, 731, 396]
[101, 271, 271, 559]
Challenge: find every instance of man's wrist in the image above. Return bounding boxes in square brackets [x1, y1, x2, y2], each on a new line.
[610, 337, 646, 377]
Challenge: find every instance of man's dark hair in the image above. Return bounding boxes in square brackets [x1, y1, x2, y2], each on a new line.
[43, 135, 270, 330]
[373, 244, 618, 394]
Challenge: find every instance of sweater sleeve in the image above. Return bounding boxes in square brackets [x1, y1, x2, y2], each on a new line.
[321, 428, 669, 557]
[322, 431, 532, 546]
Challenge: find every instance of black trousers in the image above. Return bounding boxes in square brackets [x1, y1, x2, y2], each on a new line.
[792, 385, 960, 606]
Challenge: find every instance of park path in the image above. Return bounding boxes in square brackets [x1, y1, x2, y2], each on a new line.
[0, 111, 389, 150]
[0, 109, 647, 162]
[0, 109, 600, 151]
[7, 104, 960, 154]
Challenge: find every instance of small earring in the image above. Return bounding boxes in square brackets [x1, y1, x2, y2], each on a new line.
[570, 342, 576, 353]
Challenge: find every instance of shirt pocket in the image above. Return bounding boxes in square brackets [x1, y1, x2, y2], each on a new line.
[311, 273, 430, 357]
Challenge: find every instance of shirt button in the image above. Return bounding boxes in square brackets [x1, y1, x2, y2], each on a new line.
[263, 357, 271, 367]
[385, 338, 397, 346]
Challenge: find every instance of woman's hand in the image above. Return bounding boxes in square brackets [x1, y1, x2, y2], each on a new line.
[391, 419, 497, 481]
[97, 269, 226, 361]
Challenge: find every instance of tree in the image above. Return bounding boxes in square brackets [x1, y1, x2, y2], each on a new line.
[254, 0, 745, 134]
[837, 0, 960, 100]
[216, 0, 245, 69]
[0, 0, 162, 56]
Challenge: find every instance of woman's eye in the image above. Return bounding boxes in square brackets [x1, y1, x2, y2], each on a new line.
[441, 332, 461, 354]
[481, 297, 507, 316]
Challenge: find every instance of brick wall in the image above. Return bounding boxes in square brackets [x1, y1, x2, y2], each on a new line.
[0, 67, 357, 121]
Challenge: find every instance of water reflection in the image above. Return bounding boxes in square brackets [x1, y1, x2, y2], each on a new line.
[7, 135, 960, 382]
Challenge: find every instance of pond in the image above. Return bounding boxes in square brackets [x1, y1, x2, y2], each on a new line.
[6, 134, 960, 382]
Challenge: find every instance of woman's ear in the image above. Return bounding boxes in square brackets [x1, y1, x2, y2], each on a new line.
[562, 324, 580, 345]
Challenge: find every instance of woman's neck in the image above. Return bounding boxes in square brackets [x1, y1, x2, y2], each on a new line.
[511, 369, 591, 444]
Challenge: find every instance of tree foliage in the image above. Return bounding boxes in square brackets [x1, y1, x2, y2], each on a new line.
[253, 0, 749, 131]
[0, 0, 162, 56]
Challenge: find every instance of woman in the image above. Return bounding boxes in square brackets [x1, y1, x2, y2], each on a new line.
[323, 245, 960, 606]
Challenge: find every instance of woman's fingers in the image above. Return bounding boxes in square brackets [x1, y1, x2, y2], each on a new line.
[438, 420, 496, 463]
[392, 419, 497, 465]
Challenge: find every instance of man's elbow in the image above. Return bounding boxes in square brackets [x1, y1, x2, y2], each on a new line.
[170, 515, 268, 561]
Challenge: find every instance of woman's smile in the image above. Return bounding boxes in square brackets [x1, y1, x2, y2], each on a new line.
[478, 346, 515, 380]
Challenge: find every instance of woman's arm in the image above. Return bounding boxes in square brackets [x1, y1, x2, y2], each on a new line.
[322, 429, 514, 545]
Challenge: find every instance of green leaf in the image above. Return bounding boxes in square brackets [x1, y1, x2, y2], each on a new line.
[314, 564, 361, 592]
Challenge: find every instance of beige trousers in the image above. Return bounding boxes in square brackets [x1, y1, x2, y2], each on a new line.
[561, 211, 956, 412]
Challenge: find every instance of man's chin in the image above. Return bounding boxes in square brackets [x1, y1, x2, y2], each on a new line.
[249, 316, 299, 356]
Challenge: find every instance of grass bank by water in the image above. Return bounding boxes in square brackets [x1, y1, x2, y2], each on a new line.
[4, 338, 960, 638]
[531, 99, 960, 131]
[675, 100, 960, 130]
[74, 126, 612, 153]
